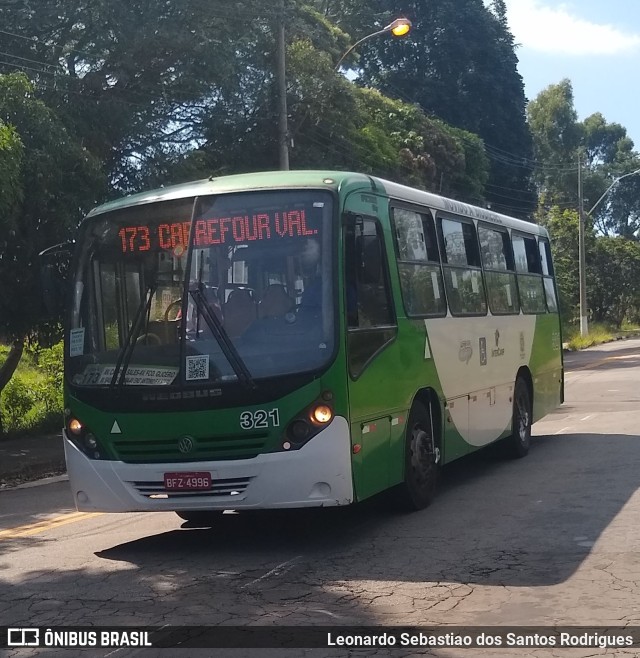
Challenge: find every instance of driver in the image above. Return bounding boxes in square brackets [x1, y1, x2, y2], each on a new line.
[298, 238, 322, 314]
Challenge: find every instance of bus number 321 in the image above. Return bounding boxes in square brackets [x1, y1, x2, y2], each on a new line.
[239, 409, 280, 430]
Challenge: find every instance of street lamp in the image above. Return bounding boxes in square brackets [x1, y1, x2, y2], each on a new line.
[334, 18, 413, 71]
[587, 168, 640, 216]
[578, 165, 640, 336]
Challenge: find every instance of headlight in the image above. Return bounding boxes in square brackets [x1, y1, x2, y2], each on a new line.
[65, 416, 105, 460]
[282, 392, 335, 451]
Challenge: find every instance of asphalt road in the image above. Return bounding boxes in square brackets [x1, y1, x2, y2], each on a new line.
[2, 340, 640, 657]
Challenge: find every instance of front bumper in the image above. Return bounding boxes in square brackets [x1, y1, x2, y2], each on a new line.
[64, 416, 353, 512]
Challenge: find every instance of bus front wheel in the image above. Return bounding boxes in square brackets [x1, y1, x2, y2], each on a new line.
[505, 377, 532, 458]
[396, 401, 439, 511]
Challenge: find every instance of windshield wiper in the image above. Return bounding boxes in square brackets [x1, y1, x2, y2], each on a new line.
[189, 284, 256, 390]
[109, 285, 155, 389]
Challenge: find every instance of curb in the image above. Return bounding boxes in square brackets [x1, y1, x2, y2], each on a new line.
[0, 460, 67, 490]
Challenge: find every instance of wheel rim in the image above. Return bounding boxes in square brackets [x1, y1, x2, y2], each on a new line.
[516, 390, 530, 443]
[409, 425, 433, 487]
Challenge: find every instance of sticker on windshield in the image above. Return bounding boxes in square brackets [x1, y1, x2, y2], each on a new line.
[69, 328, 85, 357]
[73, 364, 178, 386]
[186, 355, 210, 381]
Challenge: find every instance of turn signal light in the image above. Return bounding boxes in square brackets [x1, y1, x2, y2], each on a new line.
[312, 404, 333, 424]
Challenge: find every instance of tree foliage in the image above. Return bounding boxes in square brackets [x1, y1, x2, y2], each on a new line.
[541, 204, 640, 329]
[590, 237, 640, 327]
[0, 1, 288, 192]
[0, 120, 23, 225]
[4, 0, 640, 346]
[149, 35, 490, 202]
[0, 73, 105, 339]
[526, 80, 582, 207]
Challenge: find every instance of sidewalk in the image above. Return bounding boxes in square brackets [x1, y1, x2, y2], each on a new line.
[0, 432, 66, 488]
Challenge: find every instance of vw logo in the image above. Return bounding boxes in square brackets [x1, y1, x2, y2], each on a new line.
[178, 436, 195, 454]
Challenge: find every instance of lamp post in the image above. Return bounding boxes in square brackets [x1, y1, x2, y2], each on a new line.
[578, 165, 640, 336]
[276, 0, 289, 170]
[277, 16, 412, 170]
[587, 167, 640, 216]
[334, 18, 412, 71]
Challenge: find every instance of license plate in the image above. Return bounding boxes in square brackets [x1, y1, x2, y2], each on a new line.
[163, 472, 212, 491]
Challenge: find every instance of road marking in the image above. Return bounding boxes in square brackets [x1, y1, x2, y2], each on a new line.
[580, 415, 593, 422]
[571, 353, 640, 372]
[241, 556, 302, 589]
[0, 511, 102, 540]
[554, 427, 571, 434]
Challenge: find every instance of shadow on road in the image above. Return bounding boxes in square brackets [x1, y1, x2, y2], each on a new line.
[1, 431, 639, 632]
[92, 431, 639, 587]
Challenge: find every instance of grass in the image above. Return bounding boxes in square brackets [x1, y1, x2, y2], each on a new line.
[564, 322, 640, 351]
[0, 341, 63, 438]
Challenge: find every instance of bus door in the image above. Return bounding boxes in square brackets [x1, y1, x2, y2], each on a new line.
[344, 210, 399, 501]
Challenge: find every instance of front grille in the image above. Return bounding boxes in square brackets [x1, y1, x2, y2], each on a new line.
[111, 432, 269, 463]
[129, 476, 252, 499]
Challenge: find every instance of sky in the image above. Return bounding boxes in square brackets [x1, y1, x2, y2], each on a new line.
[502, 0, 640, 150]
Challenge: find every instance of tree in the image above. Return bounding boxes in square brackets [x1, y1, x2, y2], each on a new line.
[526, 80, 582, 208]
[0, 73, 105, 435]
[0, 0, 282, 192]
[590, 237, 640, 327]
[1, 0, 493, 200]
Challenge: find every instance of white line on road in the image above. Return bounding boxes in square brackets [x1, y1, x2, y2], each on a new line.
[554, 427, 571, 434]
[580, 415, 593, 422]
[241, 556, 302, 589]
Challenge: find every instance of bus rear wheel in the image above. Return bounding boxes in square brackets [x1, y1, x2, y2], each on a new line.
[504, 377, 532, 458]
[396, 401, 439, 511]
[176, 511, 223, 526]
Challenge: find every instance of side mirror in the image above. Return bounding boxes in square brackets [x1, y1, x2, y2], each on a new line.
[39, 242, 74, 317]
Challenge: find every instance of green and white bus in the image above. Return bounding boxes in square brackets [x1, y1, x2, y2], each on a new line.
[58, 170, 563, 518]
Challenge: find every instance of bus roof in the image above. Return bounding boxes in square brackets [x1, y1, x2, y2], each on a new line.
[87, 170, 547, 236]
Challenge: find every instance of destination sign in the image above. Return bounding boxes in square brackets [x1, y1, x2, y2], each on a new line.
[117, 208, 320, 254]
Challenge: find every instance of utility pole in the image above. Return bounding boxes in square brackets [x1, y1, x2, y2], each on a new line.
[276, 0, 289, 170]
[577, 154, 588, 337]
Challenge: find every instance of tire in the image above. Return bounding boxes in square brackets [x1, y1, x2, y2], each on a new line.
[175, 511, 223, 526]
[505, 377, 532, 458]
[395, 401, 439, 511]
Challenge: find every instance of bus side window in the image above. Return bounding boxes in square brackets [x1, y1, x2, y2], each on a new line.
[392, 206, 446, 317]
[438, 216, 487, 316]
[345, 214, 396, 378]
[512, 233, 546, 314]
[478, 224, 519, 315]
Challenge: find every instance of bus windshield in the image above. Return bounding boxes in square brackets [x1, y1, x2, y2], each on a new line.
[68, 189, 335, 389]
